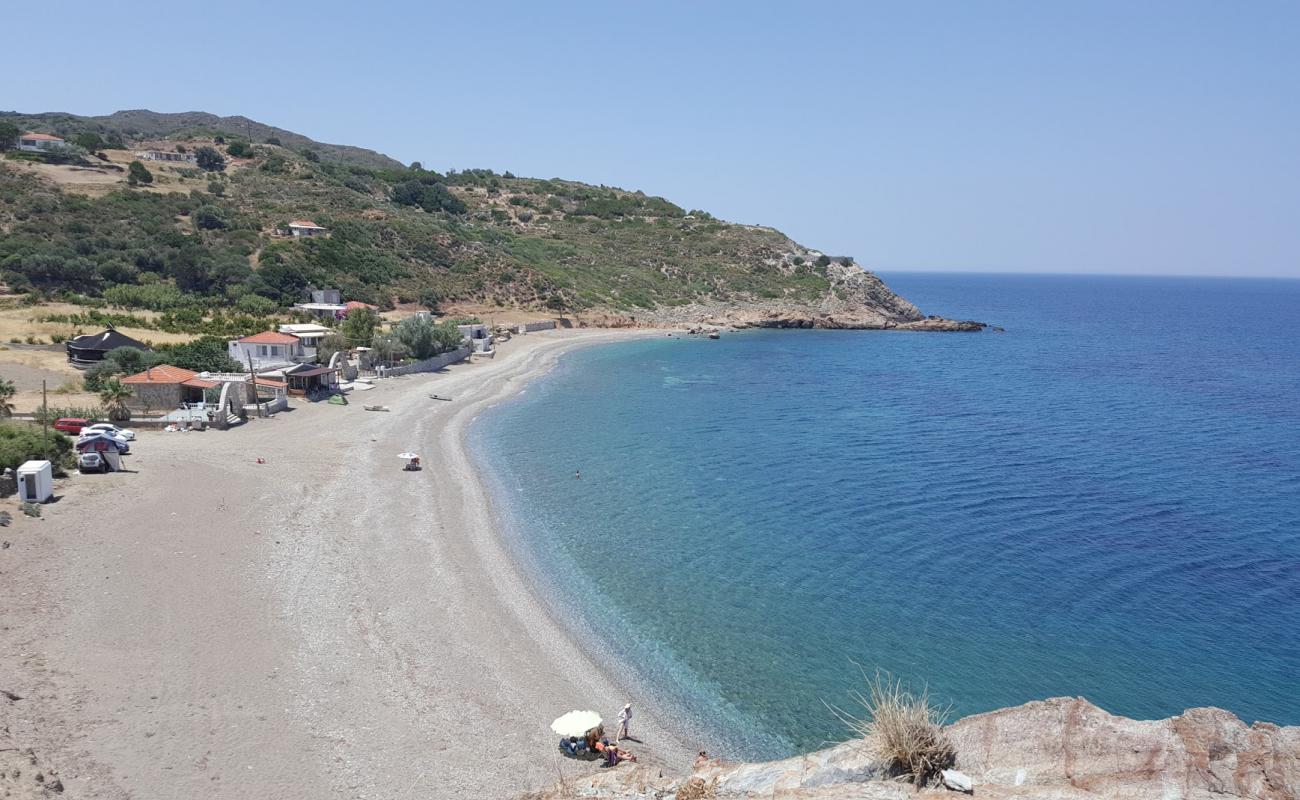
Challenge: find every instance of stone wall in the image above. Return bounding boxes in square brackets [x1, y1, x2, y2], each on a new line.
[380, 345, 471, 377]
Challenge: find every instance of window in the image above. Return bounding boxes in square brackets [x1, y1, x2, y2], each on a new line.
[258, 345, 268, 356]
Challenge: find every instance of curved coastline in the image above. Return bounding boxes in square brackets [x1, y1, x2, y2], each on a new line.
[467, 335, 802, 762]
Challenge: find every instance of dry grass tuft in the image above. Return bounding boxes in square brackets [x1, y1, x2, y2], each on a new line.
[830, 669, 956, 787]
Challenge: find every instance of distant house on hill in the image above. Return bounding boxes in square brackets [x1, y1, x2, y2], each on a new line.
[65, 326, 153, 368]
[228, 331, 305, 370]
[17, 132, 67, 152]
[136, 149, 197, 164]
[292, 288, 347, 319]
[120, 364, 219, 411]
[288, 220, 327, 238]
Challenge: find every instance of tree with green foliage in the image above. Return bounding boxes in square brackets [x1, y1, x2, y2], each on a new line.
[226, 140, 253, 158]
[265, 136, 282, 146]
[0, 379, 15, 417]
[127, 160, 154, 187]
[301, 148, 320, 163]
[155, 337, 241, 372]
[0, 424, 74, 473]
[394, 315, 439, 359]
[0, 121, 19, 151]
[814, 255, 831, 267]
[192, 205, 227, 230]
[430, 320, 464, 354]
[98, 378, 134, 421]
[392, 180, 466, 214]
[340, 306, 379, 347]
[195, 146, 226, 172]
[316, 333, 350, 365]
[418, 288, 443, 312]
[370, 332, 409, 366]
[235, 293, 278, 316]
[105, 346, 151, 374]
[74, 132, 105, 151]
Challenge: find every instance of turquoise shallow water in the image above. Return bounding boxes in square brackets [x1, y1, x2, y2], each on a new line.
[471, 273, 1300, 759]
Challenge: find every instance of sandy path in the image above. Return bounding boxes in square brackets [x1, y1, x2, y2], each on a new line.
[0, 330, 695, 799]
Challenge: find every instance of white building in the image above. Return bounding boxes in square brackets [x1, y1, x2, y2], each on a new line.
[278, 323, 333, 357]
[17, 132, 66, 152]
[227, 331, 305, 370]
[136, 150, 197, 163]
[288, 220, 328, 238]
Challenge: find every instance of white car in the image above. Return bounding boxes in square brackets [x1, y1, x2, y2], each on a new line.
[83, 423, 135, 441]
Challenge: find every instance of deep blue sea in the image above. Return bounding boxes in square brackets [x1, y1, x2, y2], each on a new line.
[471, 273, 1300, 759]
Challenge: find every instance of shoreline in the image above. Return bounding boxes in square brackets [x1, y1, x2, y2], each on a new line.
[0, 329, 696, 799]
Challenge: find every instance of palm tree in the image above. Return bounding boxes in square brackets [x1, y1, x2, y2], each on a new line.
[98, 378, 133, 422]
[0, 378, 15, 418]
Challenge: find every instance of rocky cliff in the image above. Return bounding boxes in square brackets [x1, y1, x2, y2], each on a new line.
[530, 698, 1300, 799]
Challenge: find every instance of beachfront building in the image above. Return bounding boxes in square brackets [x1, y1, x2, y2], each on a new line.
[120, 365, 219, 411]
[458, 323, 494, 354]
[288, 220, 328, 238]
[65, 326, 153, 368]
[17, 132, 67, 152]
[256, 362, 342, 396]
[227, 331, 305, 370]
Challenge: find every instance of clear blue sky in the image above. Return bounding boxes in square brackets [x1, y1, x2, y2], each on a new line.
[4, 1, 1298, 277]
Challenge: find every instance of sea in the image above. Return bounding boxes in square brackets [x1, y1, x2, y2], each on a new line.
[470, 273, 1300, 760]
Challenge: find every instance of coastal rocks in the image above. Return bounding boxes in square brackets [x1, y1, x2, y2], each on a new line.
[526, 698, 1300, 799]
[579, 263, 986, 331]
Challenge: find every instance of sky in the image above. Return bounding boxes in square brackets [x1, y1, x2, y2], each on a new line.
[3, 1, 1298, 277]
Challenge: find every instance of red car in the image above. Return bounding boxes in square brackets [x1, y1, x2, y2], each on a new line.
[53, 417, 90, 434]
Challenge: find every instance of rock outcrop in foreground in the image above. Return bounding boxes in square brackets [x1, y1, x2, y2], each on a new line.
[531, 698, 1299, 799]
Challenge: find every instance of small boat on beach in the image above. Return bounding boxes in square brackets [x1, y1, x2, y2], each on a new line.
[428, 394, 453, 401]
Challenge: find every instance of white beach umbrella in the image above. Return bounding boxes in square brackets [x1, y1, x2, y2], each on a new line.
[397, 452, 420, 460]
[551, 710, 602, 738]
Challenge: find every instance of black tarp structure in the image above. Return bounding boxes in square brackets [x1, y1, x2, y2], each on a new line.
[65, 326, 152, 368]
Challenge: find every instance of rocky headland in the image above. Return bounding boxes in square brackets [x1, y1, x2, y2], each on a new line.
[530, 698, 1299, 799]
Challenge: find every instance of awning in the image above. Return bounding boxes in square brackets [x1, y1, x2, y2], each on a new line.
[288, 366, 339, 378]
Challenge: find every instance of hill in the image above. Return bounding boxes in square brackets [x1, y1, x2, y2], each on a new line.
[1, 109, 402, 170]
[0, 110, 981, 331]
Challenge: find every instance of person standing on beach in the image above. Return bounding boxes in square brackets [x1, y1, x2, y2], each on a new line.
[616, 703, 632, 741]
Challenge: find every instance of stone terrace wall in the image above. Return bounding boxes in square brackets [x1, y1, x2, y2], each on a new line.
[381, 345, 471, 377]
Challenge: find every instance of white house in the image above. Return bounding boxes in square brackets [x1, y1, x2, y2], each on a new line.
[288, 220, 327, 238]
[278, 323, 333, 357]
[136, 150, 197, 164]
[17, 132, 66, 152]
[457, 323, 493, 353]
[227, 331, 304, 370]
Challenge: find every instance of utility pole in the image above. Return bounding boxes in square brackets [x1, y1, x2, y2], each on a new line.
[246, 352, 262, 417]
[41, 380, 49, 458]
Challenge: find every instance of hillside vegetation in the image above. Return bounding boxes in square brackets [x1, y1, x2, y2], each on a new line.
[0, 110, 974, 329]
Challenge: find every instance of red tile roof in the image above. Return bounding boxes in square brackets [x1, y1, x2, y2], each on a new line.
[21, 132, 64, 142]
[289, 220, 324, 229]
[238, 331, 300, 345]
[121, 365, 198, 385]
[182, 378, 219, 389]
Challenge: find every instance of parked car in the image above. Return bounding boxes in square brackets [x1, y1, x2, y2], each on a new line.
[78, 452, 108, 473]
[82, 423, 135, 441]
[54, 417, 90, 434]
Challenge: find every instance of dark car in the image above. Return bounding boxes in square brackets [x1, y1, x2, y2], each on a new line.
[54, 417, 90, 434]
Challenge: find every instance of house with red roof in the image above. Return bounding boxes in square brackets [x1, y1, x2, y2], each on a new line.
[17, 132, 67, 152]
[287, 219, 327, 238]
[121, 365, 220, 411]
[227, 330, 305, 370]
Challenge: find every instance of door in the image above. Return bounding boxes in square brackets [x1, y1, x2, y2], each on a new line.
[22, 473, 36, 500]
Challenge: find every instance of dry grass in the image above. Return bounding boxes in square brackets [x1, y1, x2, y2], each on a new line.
[676, 776, 719, 799]
[830, 670, 955, 787]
